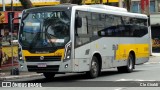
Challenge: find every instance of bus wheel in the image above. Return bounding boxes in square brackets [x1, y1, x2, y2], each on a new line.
[86, 56, 99, 78]
[117, 54, 134, 73]
[43, 72, 55, 80]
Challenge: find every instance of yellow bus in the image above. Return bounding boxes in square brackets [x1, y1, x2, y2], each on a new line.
[18, 4, 150, 79]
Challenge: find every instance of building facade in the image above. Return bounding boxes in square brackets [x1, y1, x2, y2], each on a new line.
[130, 0, 160, 53]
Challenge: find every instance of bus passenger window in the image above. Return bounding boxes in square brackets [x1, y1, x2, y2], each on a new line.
[75, 11, 90, 47]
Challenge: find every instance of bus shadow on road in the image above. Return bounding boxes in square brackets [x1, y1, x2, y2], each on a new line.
[99, 69, 142, 77]
[23, 70, 142, 83]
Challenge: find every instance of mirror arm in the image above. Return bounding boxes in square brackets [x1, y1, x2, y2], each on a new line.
[86, 16, 89, 34]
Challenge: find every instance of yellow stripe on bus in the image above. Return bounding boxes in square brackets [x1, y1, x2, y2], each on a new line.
[115, 44, 149, 60]
[22, 49, 65, 60]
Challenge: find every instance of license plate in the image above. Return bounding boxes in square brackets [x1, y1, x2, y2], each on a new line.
[37, 63, 47, 67]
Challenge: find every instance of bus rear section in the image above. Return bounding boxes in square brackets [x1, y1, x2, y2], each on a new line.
[73, 5, 150, 78]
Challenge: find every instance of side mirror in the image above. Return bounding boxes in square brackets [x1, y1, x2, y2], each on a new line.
[75, 17, 82, 28]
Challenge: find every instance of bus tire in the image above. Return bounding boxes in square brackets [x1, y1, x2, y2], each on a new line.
[43, 72, 55, 80]
[117, 54, 134, 73]
[86, 56, 99, 78]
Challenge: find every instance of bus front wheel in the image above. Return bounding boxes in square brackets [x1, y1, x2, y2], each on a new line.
[86, 56, 99, 78]
[43, 72, 55, 80]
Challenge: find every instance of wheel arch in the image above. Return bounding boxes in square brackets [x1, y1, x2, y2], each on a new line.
[129, 50, 136, 68]
[92, 52, 102, 71]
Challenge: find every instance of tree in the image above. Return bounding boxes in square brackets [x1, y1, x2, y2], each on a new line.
[124, 0, 131, 11]
[19, 0, 33, 9]
[100, 0, 103, 4]
[60, 0, 82, 4]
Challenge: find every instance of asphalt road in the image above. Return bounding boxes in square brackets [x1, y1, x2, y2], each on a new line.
[1, 56, 160, 90]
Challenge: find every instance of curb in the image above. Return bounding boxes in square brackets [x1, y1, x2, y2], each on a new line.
[0, 73, 43, 81]
[152, 53, 160, 57]
[144, 62, 160, 64]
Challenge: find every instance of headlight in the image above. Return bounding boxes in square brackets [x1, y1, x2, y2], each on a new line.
[19, 56, 22, 60]
[64, 41, 72, 61]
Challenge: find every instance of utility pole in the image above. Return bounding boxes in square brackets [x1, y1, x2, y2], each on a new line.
[2, 0, 5, 11]
[11, 0, 13, 11]
[119, 0, 123, 8]
[8, 12, 14, 75]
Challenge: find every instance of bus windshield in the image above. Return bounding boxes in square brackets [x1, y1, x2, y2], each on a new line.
[19, 11, 70, 51]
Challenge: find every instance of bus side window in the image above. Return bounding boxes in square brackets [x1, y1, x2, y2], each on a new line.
[131, 18, 148, 37]
[75, 11, 90, 47]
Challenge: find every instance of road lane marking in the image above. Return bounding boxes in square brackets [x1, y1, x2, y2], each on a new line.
[115, 88, 127, 90]
[116, 79, 156, 81]
[144, 62, 160, 64]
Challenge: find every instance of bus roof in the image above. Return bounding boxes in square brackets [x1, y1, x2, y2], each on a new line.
[83, 4, 128, 12]
[74, 5, 148, 19]
[24, 4, 77, 13]
[24, 4, 148, 19]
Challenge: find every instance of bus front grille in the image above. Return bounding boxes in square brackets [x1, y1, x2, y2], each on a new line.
[27, 65, 59, 72]
[25, 56, 61, 62]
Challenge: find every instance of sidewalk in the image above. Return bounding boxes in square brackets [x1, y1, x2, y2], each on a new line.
[0, 71, 43, 81]
[152, 53, 160, 57]
[147, 55, 160, 64]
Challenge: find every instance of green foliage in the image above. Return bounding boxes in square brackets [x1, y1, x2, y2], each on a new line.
[60, 0, 82, 4]
[19, 0, 33, 9]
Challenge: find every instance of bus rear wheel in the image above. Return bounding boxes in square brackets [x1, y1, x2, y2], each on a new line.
[86, 56, 99, 78]
[117, 54, 134, 73]
[43, 72, 55, 80]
